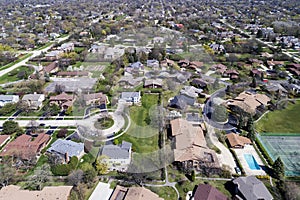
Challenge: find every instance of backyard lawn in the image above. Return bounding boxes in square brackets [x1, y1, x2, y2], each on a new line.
[0, 65, 34, 84]
[116, 94, 160, 153]
[255, 101, 300, 134]
[146, 186, 177, 200]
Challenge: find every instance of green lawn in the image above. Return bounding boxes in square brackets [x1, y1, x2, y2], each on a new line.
[115, 94, 159, 153]
[255, 101, 300, 134]
[0, 53, 33, 70]
[146, 186, 177, 200]
[0, 65, 34, 84]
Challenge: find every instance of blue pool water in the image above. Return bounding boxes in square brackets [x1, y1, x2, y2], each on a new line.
[244, 154, 261, 170]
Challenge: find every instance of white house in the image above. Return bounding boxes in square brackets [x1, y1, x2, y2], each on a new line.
[22, 94, 45, 110]
[0, 95, 19, 107]
[120, 92, 141, 103]
[101, 141, 132, 172]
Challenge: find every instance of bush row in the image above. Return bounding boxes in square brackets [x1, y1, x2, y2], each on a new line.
[255, 138, 274, 166]
[229, 149, 246, 175]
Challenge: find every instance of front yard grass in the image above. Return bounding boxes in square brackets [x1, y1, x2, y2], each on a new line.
[0, 65, 34, 84]
[255, 100, 300, 134]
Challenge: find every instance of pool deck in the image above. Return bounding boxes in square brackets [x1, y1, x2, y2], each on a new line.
[233, 145, 266, 176]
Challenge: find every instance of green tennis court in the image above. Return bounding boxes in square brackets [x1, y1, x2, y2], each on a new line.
[257, 134, 300, 176]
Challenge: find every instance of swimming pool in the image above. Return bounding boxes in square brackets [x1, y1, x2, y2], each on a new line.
[244, 154, 261, 170]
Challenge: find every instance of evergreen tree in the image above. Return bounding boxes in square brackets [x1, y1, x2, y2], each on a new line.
[273, 157, 285, 180]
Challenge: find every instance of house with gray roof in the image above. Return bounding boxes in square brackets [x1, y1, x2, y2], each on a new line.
[101, 141, 132, 172]
[22, 94, 45, 110]
[233, 176, 273, 200]
[0, 95, 19, 107]
[47, 139, 85, 161]
[120, 92, 141, 103]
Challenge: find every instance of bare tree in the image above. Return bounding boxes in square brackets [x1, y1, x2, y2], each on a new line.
[68, 170, 84, 187]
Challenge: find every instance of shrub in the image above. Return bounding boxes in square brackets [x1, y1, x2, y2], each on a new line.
[230, 149, 246, 175]
[255, 138, 274, 165]
[51, 156, 78, 176]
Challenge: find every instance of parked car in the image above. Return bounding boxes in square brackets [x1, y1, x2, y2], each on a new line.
[235, 167, 241, 175]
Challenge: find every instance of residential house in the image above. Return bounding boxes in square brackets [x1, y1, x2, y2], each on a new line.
[49, 92, 75, 110]
[226, 133, 251, 148]
[160, 59, 175, 68]
[180, 86, 203, 98]
[22, 93, 45, 110]
[101, 141, 132, 171]
[109, 185, 163, 200]
[44, 77, 98, 93]
[104, 47, 125, 61]
[47, 139, 85, 162]
[45, 50, 63, 61]
[147, 59, 159, 68]
[233, 176, 273, 200]
[250, 68, 263, 80]
[191, 78, 208, 89]
[286, 63, 300, 77]
[226, 91, 270, 116]
[210, 43, 225, 54]
[43, 61, 59, 75]
[0, 185, 73, 200]
[89, 182, 113, 200]
[267, 60, 284, 69]
[120, 92, 141, 103]
[0, 135, 10, 147]
[188, 61, 204, 71]
[144, 79, 163, 89]
[170, 118, 220, 173]
[118, 75, 143, 89]
[0, 95, 19, 107]
[178, 59, 190, 68]
[193, 184, 228, 200]
[265, 83, 288, 97]
[281, 83, 300, 96]
[125, 62, 144, 76]
[56, 71, 90, 77]
[60, 42, 74, 53]
[83, 92, 108, 108]
[169, 95, 195, 110]
[0, 133, 50, 160]
[210, 64, 227, 75]
[224, 69, 239, 80]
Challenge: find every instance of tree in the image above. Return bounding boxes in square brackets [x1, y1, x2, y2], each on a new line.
[95, 156, 108, 175]
[0, 158, 16, 188]
[273, 157, 285, 180]
[256, 29, 263, 38]
[57, 128, 68, 138]
[191, 170, 195, 182]
[212, 78, 220, 90]
[251, 76, 257, 88]
[211, 104, 228, 122]
[2, 121, 22, 135]
[26, 164, 52, 190]
[68, 170, 84, 187]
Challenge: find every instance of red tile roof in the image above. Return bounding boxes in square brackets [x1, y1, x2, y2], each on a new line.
[0, 133, 50, 160]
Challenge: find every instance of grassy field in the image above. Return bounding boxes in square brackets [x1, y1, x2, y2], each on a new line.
[116, 94, 159, 153]
[255, 101, 300, 134]
[0, 65, 34, 84]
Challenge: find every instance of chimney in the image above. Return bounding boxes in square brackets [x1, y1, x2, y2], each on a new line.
[65, 152, 69, 163]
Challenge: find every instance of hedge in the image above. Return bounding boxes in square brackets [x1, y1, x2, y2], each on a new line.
[51, 156, 78, 176]
[230, 149, 246, 175]
[255, 138, 274, 166]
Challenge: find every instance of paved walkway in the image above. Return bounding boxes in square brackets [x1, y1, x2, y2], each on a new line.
[205, 122, 236, 173]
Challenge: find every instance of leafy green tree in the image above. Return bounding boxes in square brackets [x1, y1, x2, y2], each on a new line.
[212, 105, 228, 122]
[95, 156, 108, 175]
[2, 121, 23, 135]
[273, 157, 285, 180]
[0, 103, 17, 116]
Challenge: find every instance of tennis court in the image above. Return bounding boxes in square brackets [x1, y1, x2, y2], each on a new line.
[257, 134, 300, 176]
